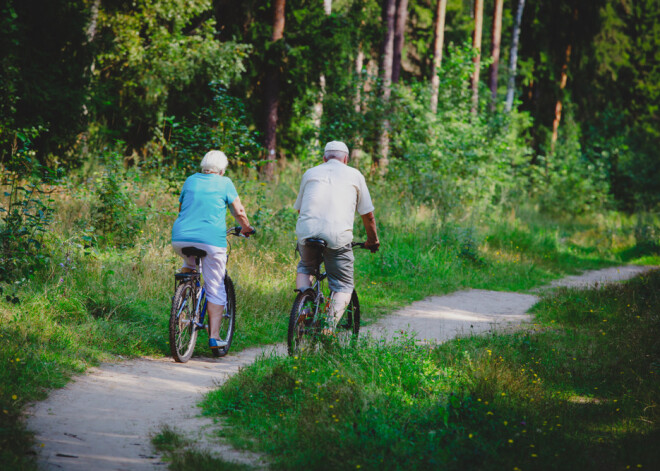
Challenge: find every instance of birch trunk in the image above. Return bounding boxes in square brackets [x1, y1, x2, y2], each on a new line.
[504, 0, 525, 112]
[470, 0, 484, 115]
[430, 0, 447, 113]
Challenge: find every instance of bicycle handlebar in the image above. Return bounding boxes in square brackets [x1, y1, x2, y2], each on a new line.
[352, 241, 379, 253]
[227, 226, 257, 237]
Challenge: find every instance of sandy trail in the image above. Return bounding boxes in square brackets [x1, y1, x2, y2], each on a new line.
[26, 265, 656, 470]
[365, 265, 657, 342]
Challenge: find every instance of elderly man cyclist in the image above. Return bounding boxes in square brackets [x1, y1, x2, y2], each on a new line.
[293, 140, 380, 332]
[171, 150, 254, 351]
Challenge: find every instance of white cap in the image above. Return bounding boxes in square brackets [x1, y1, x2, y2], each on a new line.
[324, 141, 349, 154]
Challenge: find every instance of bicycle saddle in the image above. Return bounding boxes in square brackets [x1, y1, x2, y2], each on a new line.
[305, 238, 327, 248]
[182, 247, 207, 258]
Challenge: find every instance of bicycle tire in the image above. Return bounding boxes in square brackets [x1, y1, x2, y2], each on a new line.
[212, 274, 236, 357]
[337, 289, 360, 337]
[169, 282, 199, 363]
[288, 289, 317, 356]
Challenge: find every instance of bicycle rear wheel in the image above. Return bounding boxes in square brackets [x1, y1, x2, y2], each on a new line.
[337, 289, 360, 338]
[212, 274, 236, 357]
[170, 282, 199, 363]
[288, 289, 317, 356]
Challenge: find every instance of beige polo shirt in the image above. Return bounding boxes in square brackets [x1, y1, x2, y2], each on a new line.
[294, 159, 375, 249]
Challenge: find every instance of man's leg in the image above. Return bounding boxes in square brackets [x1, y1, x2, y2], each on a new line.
[296, 242, 322, 290]
[296, 273, 314, 290]
[324, 244, 355, 329]
[327, 291, 352, 328]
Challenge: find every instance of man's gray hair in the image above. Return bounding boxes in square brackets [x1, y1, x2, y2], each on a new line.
[200, 150, 228, 174]
[324, 149, 349, 160]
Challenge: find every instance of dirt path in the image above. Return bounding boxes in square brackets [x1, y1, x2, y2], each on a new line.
[26, 265, 656, 470]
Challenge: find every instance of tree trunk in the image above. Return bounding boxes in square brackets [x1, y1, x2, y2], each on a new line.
[392, 0, 409, 83]
[377, 0, 397, 172]
[430, 0, 447, 113]
[550, 7, 577, 153]
[351, 46, 365, 163]
[471, 0, 484, 115]
[312, 0, 331, 148]
[550, 43, 572, 153]
[504, 0, 525, 112]
[489, 0, 504, 111]
[263, 0, 286, 179]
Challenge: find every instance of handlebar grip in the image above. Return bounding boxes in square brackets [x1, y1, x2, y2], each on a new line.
[234, 226, 257, 236]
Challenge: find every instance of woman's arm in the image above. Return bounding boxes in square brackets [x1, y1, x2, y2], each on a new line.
[229, 197, 254, 236]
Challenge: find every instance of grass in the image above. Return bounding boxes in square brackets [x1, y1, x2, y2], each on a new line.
[200, 269, 660, 470]
[1, 164, 659, 468]
[152, 426, 257, 470]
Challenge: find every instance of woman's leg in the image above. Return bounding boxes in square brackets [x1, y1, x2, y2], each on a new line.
[207, 301, 225, 340]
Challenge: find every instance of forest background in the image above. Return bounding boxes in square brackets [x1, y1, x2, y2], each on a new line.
[1, 0, 660, 469]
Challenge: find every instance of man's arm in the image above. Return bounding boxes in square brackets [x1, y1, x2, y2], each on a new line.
[360, 211, 379, 252]
[229, 197, 254, 236]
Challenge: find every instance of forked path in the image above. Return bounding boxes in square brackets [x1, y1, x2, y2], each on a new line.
[26, 265, 656, 470]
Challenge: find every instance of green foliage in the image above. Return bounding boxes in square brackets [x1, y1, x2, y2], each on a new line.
[167, 83, 263, 176]
[533, 104, 611, 215]
[0, 137, 60, 301]
[93, 0, 250, 152]
[89, 150, 146, 247]
[0, 0, 91, 164]
[382, 45, 530, 217]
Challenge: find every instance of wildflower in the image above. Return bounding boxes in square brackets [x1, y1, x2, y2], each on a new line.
[508, 439, 514, 444]
[12, 395, 17, 400]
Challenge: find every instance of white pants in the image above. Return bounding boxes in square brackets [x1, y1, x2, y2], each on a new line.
[172, 242, 227, 306]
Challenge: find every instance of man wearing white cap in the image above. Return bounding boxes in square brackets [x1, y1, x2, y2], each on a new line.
[293, 140, 380, 331]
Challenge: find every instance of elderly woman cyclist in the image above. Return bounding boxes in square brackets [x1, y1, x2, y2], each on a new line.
[171, 150, 254, 351]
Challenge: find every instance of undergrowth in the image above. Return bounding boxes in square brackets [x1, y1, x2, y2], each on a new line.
[201, 270, 660, 470]
[1, 162, 659, 469]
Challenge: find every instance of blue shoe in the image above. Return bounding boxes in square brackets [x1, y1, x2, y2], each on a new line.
[209, 338, 228, 349]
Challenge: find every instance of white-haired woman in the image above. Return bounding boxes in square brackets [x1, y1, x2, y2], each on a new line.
[171, 150, 254, 350]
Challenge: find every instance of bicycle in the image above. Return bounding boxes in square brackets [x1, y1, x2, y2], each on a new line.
[169, 226, 255, 363]
[287, 239, 368, 356]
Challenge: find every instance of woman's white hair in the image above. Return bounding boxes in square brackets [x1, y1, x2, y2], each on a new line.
[200, 150, 228, 174]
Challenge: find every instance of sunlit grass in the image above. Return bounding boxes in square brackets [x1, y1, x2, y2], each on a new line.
[1, 166, 659, 468]
[200, 270, 660, 470]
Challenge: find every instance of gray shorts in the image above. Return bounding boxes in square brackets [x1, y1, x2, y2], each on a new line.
[297, 241, 354, 293]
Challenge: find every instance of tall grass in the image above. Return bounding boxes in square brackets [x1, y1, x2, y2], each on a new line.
[1, 162, 659, 469]
[201, 270, 660, 470]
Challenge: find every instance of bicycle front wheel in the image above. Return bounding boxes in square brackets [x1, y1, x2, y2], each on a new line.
[212, 274, 236, 357]
[337, 289, 360, 338]
[170, 282, 199, 363]
[288, 289, 317, 356]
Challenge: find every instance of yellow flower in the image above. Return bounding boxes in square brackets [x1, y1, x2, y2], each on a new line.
[12, 395, 17, 400]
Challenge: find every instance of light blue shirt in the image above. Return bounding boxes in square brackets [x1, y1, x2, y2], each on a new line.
[171, 173, 239, 248]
